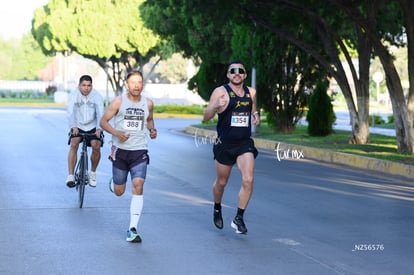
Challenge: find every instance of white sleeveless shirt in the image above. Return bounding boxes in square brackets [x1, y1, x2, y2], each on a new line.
[112, 93, 149, 150]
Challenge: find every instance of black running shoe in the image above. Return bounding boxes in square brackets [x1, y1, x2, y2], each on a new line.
[231, 216, 247, 234]
[213, 209, 223, 229]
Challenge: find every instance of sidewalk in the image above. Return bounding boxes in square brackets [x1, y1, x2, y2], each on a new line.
[301, 110, 396, 136]
[333, 123, 395, 136]
[332, 110, 395, 136]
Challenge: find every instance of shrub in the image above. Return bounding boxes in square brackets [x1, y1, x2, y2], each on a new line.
[369, 115, 385, 126]
[45, 85, 57, 96]
[153, 104, 205, 115]
[306, 80, 336, 136]
[387, 114, 394, 124]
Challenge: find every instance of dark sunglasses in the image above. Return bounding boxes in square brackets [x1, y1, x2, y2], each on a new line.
[228, 67, 246, 74]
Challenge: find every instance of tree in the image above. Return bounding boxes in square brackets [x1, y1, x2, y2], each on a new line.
[242, 0, 372, 144]
[141, 0, 414, 153]
[32, 0, 165, 95]
[140, 0, 239, 98]
[244, 0, 414, 153]
[0, 38, 20, 79]
[0, 34, 50, 80]
[233, 23, 327, 132]
[141, 0, 326, 132]
[328, 0, 413, 153]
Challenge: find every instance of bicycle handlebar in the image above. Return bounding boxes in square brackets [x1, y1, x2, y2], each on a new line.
[67, 132, 101, 145]
[74, 132, 99, 137]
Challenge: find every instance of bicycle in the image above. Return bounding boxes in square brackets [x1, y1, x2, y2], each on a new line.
[69, 132, 101, 208]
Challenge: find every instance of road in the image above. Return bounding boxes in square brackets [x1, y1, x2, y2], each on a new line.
[0, 106, 413, 275]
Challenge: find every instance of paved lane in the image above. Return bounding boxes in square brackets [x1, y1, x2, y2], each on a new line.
[0, 107, 413, 274]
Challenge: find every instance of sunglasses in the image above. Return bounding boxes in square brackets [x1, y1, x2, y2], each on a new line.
[228, 67, 246, 74]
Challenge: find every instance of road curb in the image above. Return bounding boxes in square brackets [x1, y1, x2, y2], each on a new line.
[185, 126, 414, 179]
[0, 103, 66, 107]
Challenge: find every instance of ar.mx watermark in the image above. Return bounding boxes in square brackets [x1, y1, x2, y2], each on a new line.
[274, 142, 304, 161]
[193, 128, 220, 148]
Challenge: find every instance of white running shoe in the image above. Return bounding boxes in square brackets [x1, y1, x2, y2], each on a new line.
[66, 174, 75, 188]
[89, 171, 97, 187]
[126, 228, 142, 243]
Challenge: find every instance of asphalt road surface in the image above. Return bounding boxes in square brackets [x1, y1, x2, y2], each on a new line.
[0, 106, 413, 275]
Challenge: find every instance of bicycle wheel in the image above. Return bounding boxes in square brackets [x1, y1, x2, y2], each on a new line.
[78, 154, 87, 208]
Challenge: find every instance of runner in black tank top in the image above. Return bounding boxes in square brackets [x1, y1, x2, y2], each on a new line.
[203, 60, 261, 235]
[216, 84, 252, 141]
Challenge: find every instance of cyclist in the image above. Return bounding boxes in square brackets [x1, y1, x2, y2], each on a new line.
[66, 75, 104, 188]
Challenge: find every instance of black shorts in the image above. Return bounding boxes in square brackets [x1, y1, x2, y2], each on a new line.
[67, 128, 104, 147]
[213, 138, 258, 165]
[113, 149, 149, 171]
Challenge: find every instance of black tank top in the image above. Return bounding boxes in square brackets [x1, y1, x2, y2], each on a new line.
[216, 84, 252, 141]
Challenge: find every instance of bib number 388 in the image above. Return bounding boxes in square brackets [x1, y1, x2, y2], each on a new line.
[123, 115, 144, 130]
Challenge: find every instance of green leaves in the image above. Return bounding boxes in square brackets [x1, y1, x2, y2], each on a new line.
[0, 34, 51, 80]
[33, 0, 160, 59]
[32, 0, 163, 94]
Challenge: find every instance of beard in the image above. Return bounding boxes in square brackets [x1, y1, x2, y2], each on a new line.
[229, 77, 244, 86]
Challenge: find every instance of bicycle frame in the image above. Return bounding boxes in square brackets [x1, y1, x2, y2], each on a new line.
[73, 133, 95, 208]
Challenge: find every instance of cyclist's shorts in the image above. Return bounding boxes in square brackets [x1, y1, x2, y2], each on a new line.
[213, 138, 258, 165]
[68, 128, 104, 147]
[112, 149, 149, 184]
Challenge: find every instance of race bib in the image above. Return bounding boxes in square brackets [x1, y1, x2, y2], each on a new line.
[231, 112, 249, 127]
[123, 108, 145, 131]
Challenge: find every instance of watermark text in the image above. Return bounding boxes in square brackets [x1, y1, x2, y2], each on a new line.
[194, 128, 220, 148]
[274, 142, 305, 161]
[352, 244, 384, 252]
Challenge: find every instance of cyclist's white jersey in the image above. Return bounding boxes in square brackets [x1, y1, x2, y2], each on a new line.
[112, 93, 149, 151]
[67, 89, 104, 131]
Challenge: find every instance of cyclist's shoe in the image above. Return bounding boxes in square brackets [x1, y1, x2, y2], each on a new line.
[213, 209, 223, 229]
[89, 171, 97, 187]
[66, 175, 75, 188]
[231, 216, 248, 234]
[126, 227, 142, 243]
[109, 178, 114, 193]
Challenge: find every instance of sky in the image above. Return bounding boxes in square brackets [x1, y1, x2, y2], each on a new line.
[0, 0, 48, 39]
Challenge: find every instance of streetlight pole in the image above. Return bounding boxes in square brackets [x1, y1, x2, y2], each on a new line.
[373, 71, 383, 103]
[372, 71, 384, 128]
[251, 20, 257, 135]
[251, 65, 257, 134]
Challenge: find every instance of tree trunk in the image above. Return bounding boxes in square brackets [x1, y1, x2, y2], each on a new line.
[376, 45, 414, 153]
[351, 25, 372, 144]
[398, 0, 414, 153]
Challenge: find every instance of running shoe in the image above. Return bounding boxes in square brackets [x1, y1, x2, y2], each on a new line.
[66, 174, 75, 188]
[126, 228, 142, 243]
[213, 209, 223, 229]
[231, 216, 248, 234]
[108, 177, 114, 193]
[89, 171, 97, 187]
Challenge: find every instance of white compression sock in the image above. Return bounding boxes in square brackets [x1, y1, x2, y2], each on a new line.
[130, 194, 143, 230]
